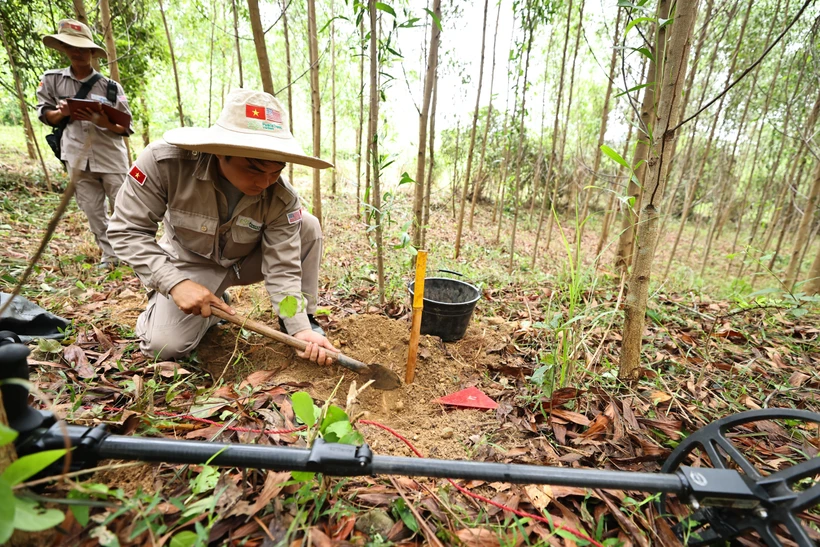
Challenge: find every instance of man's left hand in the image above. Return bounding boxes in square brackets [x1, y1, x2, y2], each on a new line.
[293, 330, 337, 366]
[73, 107, 114, 131]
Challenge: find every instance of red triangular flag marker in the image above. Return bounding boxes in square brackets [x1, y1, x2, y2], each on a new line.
[434, 387, 498, 410]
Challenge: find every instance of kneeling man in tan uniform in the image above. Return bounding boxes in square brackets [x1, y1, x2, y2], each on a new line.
[108, 89, 336, 365]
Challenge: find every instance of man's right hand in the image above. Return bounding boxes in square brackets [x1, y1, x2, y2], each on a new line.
[169, 280, 234, 318]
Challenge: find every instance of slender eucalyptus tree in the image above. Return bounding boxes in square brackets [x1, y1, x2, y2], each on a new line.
[620, 0, 698, 380]
[248, 0, 274, 95]
[454, 0, 490, 259]
[307, 0, 322, 224]
[412, 0, 442, 250]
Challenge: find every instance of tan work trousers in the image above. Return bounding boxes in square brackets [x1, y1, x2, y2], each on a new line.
[136, 211, 322, 359]
[69, 166, 124, 263]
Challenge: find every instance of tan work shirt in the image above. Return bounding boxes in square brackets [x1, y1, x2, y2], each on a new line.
[108, 142, 312, 333]
[36, 67, 133, 173]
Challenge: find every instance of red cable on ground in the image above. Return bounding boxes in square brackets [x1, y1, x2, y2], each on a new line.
[360, 419, 605, 547]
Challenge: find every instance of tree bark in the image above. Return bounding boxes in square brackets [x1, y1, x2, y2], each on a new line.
[307, 0, 322, 225]
[454, 0, 489, 259]
[532, 0, 573, 266]
[140, 94, 150, 146]
[612, 0, 670, 275]
[248, 0, 274, 95]
[367, 1, 384, 303]
[805, 237, 820, 295]
[100, 0, 133, 162]
[233, 0, 244, 88]
[72, 0, 99, 70]
[159, 0, 185, 126]
[208, 0, 217, 125]
[619, 0, 698, 380]
[412, 0, 442, 250]
[355, 20, 365, 219]
[282, 1, 294, 184]
[422, 70, 438, 250]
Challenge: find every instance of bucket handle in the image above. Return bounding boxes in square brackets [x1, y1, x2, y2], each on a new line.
[435, 269, 482, 291]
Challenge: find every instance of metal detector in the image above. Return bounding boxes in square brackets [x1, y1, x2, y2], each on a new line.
[1, 331, 818, 546]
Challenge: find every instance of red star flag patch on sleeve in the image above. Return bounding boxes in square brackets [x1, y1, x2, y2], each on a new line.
[287, 209, 303, 224]
[245, 104, 265, 119]
[129, 165, 148, 185]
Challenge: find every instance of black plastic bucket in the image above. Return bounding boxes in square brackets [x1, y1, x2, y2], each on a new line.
[408, 276, 480, 342]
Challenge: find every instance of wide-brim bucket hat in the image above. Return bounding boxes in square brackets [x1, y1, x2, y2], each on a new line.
[163, 89, 332, 169]
[42, 19, 107, 59]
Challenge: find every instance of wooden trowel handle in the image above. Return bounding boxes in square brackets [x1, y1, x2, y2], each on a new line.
[210, 308, 368, 373]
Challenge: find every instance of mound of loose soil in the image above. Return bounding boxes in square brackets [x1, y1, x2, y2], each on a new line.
[197, 312, 527, 461]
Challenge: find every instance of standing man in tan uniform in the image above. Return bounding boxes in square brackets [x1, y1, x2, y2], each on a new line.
[108, 89, 335, 366]
[36, 19, 133, 269]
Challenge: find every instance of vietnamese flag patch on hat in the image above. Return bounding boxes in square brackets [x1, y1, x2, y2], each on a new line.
[129, 165, 147, 185]
[245, 104, 265, 120]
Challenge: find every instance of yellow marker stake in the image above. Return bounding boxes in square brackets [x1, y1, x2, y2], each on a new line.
[405, 250, 428, 384]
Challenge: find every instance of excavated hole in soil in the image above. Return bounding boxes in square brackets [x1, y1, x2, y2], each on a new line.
[197, 313, 529, 461]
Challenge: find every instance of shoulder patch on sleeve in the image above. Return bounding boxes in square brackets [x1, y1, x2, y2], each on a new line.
[128, 165, 148, 185]
[287, 209, 303, 224]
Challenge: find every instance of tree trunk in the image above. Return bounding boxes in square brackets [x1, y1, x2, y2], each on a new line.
[662, 0, 745, 279]
[469, 1, 502, 231]
[412, 0, 442, 250]
[454, 0, 489, 259]
[208, 0, 217, 125]
[559, 0, 585, 212]
[508, 4, 535, 273]
[72, 0, 99, 70]
[367, 1, 384, 303]
[233, 0, 244, 88]
[422, 70, 438, 250]
[619, 0, 698, 380]
[784, 158, 820, 289]
[159, 0, 185, 126]
[805, 238, 820, 295]
[140, 94, 150, 146]
[533, 0, 573, 266]
[307, 0, 322, 225]
[659, 0, 715, 235]
[100, 0, 133, 162]
[282, 1, 294, 184]
[612, 0, 670, 274]
[355, 20, 365, 219]
[580, 6, 622, 240]
[248, 0, 274, 95]
[0, 20, 52, 190]
[330, 2, 337, 194]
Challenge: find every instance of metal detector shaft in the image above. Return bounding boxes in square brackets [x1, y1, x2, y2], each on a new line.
[50, 424, 685, 494]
